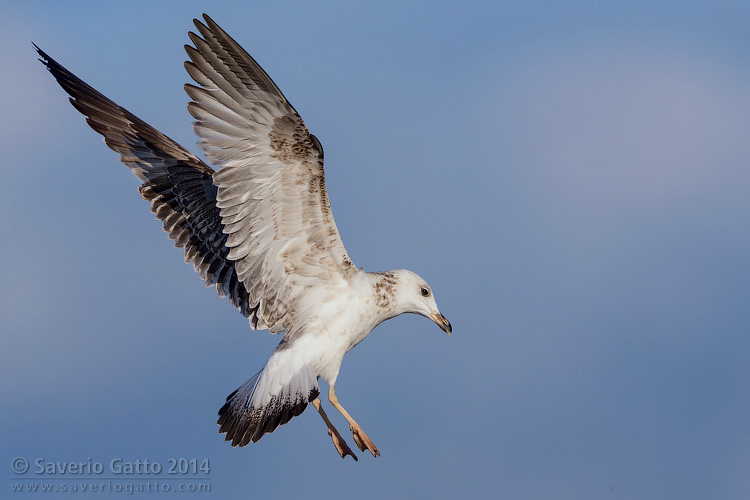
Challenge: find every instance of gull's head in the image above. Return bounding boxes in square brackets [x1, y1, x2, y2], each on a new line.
[390, 269, 452, 335]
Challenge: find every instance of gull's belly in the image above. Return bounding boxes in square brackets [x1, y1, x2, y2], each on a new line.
[302, 307, 379, 385]
[280, 274, 387, 386]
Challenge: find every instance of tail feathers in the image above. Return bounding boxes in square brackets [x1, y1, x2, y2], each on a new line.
[218, 365, 319, 447]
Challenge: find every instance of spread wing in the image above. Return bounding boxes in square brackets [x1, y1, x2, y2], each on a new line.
[184, 14, 356, 333]
[37, 14, 356, 334]
[36, 45, 257, 322]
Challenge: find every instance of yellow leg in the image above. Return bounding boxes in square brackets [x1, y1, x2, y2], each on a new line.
[312, 399, 358, 461]
[328, 386, 381, 457]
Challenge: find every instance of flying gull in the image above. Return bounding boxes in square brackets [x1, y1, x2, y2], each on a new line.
[36, 13, 451, 461]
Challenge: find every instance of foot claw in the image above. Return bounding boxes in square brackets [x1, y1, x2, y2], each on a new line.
[328, 428, 358, 461]
[351, 425, 380, 457]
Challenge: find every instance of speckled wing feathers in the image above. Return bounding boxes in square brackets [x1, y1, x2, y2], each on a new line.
[35, 46, 255, 320]
[37, 14, 357, 333]
[185, 14, 356, 332]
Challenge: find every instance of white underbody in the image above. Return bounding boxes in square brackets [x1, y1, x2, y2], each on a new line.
[248, 270, 396, 409]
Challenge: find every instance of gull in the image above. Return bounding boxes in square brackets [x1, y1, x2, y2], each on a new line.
[36, 13, 451, 461]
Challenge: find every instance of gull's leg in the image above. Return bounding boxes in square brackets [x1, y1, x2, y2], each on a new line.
[328, 385, 381, 457]
[312, 398, 358, 461]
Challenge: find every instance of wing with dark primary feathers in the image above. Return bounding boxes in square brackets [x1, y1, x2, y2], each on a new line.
[37, 13, 358, 338]
[35, 45, 257, 323]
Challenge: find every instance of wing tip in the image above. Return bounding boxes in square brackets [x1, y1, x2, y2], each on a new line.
[201, 13, 218, 30]
[34, 43, 56, 72]
[193, 13, 219, 35]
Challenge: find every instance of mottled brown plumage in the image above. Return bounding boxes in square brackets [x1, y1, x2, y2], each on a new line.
[37, 13, 450, 460]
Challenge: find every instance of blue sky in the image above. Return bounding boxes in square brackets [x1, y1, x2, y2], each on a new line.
[2, 1, 749, 498]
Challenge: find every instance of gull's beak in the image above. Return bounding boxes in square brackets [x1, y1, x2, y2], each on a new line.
[430, 311, 452, 335]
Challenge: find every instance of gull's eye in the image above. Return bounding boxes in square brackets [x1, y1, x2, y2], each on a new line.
[420, 288, 430, 297]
